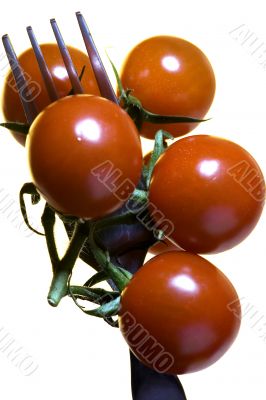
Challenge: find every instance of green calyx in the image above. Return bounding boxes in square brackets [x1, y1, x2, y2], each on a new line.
[0, 122, 30, 135]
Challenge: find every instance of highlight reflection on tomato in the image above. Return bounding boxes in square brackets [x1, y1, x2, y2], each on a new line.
[120, 36, 215, 139]
[2, 43, 100, 145]
[119, 251, 241, 374]
[27, 95, 142, 219]
[149, 135, 265, 254]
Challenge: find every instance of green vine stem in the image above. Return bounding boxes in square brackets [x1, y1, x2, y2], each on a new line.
[19, 183, 44, 235]
[41, 204, 59, 273]
[88, 222, 132, 292]
[144, 130, 173, 188]
[47, 220, 89, 307]
[130, 189, 148, 203]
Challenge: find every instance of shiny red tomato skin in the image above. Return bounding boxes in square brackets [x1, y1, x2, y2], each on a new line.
[27, 95, 142, 219]
[119, 251, 241, 375]
[120, 36, 215, 139]
[149, 135, 265, 254]
[2, 43, 100, 145]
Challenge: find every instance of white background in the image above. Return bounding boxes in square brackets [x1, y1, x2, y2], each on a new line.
[0, 0, 266, 399]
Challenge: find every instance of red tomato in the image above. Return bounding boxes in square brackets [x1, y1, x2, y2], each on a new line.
[149, 135, 265, 254]
[27, 95, 142, 219]
[120, 36, 215, 139]
[119, 251, 241, 374]
[2, 43, 100, 145]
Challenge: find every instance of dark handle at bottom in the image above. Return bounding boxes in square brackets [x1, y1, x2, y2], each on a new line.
[130, 352, 187, 400]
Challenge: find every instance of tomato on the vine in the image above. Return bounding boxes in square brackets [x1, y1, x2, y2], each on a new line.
[120, 36, 215, 139]
[27, 94, 142, 219]
[119, 251, 241, 374]
[2, 43, 100, 145]
[149, 135, 265, 254]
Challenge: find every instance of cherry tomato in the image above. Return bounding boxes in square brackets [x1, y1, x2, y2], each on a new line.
[149, 238, 183, 256]
[27, 95, 142, 219]
[120, 36, 215, 139]
[149, 135, 265, 254]
[2, 43, 100, 145]
[119, 251, 241, 374]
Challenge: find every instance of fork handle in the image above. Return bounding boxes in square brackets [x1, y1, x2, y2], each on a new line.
[130, 352, 187, 400]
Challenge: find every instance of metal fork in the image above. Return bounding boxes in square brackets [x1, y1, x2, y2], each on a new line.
[2, 11, 118, 125]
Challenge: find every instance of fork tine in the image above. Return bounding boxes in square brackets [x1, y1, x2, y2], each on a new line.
[2, 34, 38, 124]
[50, 18, 84, 95]
[76, 12, 118, 104]
[27, 26, 59, 102]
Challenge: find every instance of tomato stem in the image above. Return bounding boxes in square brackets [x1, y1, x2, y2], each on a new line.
[19, 183, 44, 235]
[47, 220, 88, 306]
[41, 204, 59, 273]
[130, 189, 148, 203]
[144, 130, 172, 188]
[47, 270, 72, 307]
[89, 222, 132, 292]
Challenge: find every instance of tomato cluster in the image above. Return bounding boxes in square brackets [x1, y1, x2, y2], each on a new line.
[1, 33, 264, 380]
[118, 37, 263, 374]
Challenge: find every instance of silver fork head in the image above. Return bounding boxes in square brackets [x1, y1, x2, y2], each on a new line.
[2, 12, 118, 124]
[76, 12, 118, 104]
[27, 26, 59, 102]
[50, 18, 84, 95]
[2, 34, 38, 124]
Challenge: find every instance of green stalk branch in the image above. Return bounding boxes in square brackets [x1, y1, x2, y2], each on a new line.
[47, 220, 89, 307]
[145, 130, 173, 188]
[130, 189, 148, 204]
[41, 204, 59, 273]
[89, 223, 132, 292]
